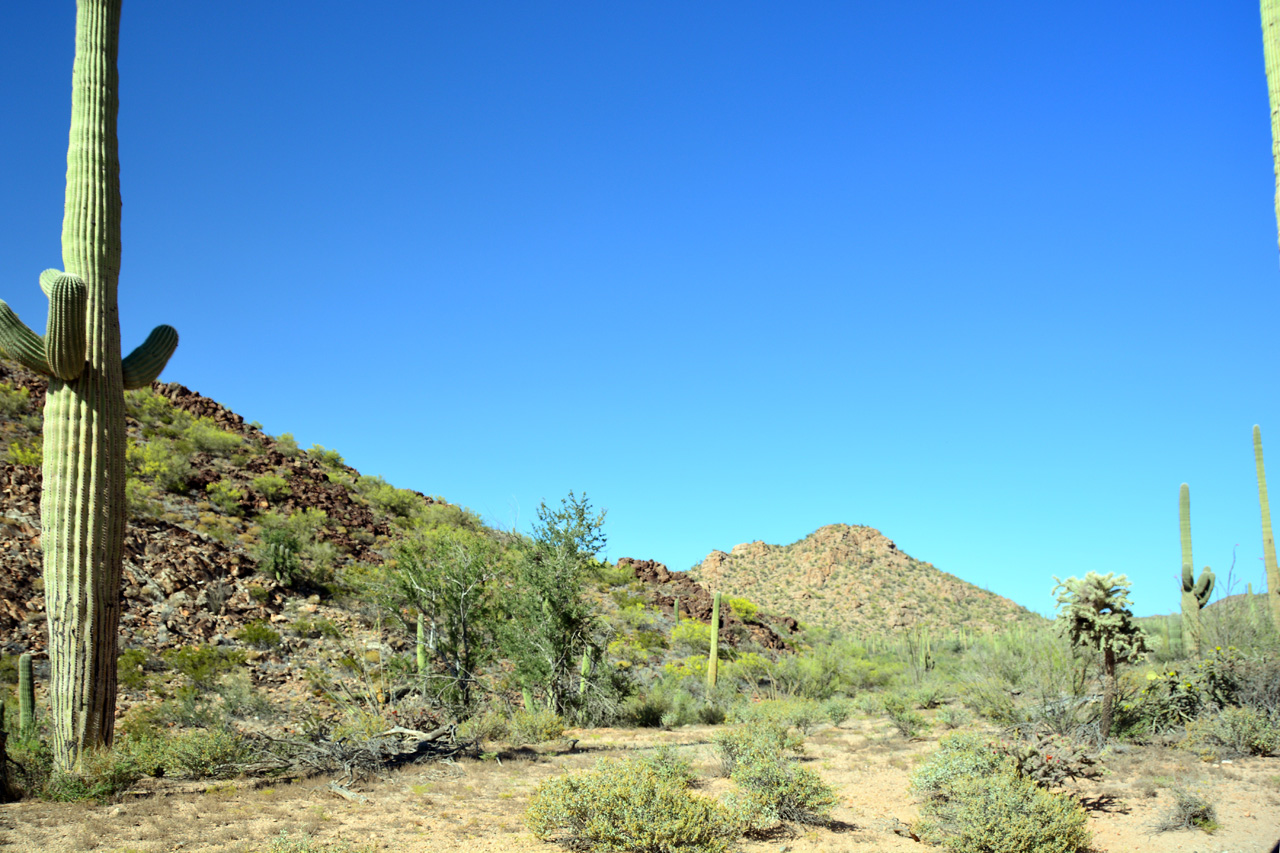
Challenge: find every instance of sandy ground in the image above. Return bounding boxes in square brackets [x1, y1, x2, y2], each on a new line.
[2, 716, 1279, 853]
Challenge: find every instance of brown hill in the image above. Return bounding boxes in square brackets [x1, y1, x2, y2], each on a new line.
[689, 523, 1037, 637]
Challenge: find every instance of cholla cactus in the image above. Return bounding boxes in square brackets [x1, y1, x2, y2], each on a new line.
[0, 1, 177, 771]
[1052, 572, 1151, 742]
[1178, 484, 1215, 656]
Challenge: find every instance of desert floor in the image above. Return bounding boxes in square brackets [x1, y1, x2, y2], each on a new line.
[2, 715, 1278, 853]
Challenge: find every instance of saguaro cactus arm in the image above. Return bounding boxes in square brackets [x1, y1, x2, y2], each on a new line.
[1183, 563, 1215, 605]
[0, 302, 52, 375]
[122, 324, 179, 389]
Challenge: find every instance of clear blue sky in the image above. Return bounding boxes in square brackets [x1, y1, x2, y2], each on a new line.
[2, 3, 1277, 618]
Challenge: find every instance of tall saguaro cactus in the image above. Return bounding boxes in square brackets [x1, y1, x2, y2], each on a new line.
[706, 591, 721, 689]
[1264, 0, 1280, 255]
[1178, 484, 1214, 656]
[0, 1, 177, 772]
[1254, 426, 1280, 632]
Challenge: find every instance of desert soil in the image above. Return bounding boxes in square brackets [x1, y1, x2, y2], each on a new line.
[1, 716, 1278, 853]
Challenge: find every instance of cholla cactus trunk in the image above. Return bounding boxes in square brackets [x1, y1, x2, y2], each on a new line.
[1254, 427, 1280, 633]
[18, 654, 35, 742]
[706, 591, 720, 689]
[1264, 0, 1280, 256]
[0, 1, 176, 772]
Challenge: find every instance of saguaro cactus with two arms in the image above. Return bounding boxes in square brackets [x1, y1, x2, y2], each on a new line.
[1178, 484, 1214, 656]
[0, 0, 177, 771]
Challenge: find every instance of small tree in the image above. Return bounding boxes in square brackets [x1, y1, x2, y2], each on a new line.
[1052, 572, 1150, 742]
[506, 492, 608, 717]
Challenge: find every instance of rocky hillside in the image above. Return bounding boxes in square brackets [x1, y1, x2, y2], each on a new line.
[689, 524, 1038, 636]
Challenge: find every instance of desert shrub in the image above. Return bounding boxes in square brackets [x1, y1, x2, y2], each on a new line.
[234, 620, 281, 650]
[457, 707, 510, 743]
[636, 744, 697, 788]
[273, 432, 300, 456]
[670, 619, 713, 655]
[251, 473, 291, 501]
[117, 648, 156, 690]
[917, 772, 1091, 853]
[124, 477, 164, 517]
[884, 694, 929, 738]
[1151, 786, 1219, 833]
[909, 732, 1009, 801]
[0, 382, 31, 416]
[214, 670, 274, 719]
[126, 437, 192, 493]
[725, 750, 837, 830]
[508, 708, 565, 746]
[307, 444, 345, 469]
[526, 755, 739, 853]
[40, 748, 143, 803]
[731, 697, 825, 735]
[290, 616, 341, 640]
[164, 726, 254, 779]
[186, 417, 244, 456]
[253, 831, 376, 853]
[6, 439, 40, 466]
[725, 596, 758, 622]
[206, 479, 246, 515]
[936, 706, 973, 729]
[162, 645, 246, 691]
[823, 696, 854, 727]
[770, 640, 894, 699]
[713, 719, 804, 777]
[1180, 706, 1280, 760]
[622, 693, 668, 728]
[354, 475, 420, 519]
[1000, 732, 1102, 789]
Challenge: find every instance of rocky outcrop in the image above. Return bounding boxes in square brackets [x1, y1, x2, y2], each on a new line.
[618, 557, 797, 651]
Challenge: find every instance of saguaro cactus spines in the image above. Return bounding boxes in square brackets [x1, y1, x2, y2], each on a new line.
[1179, 484, 1215, 656]
[1255, 427, 1280, 633]
[0, 1, 177, 772]
[706, 591, 721, 689]
[18, 654, 36, 742]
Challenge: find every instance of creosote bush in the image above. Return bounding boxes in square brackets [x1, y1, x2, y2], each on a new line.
[508, 708, 566, 746]
[526, 754, 739, 853]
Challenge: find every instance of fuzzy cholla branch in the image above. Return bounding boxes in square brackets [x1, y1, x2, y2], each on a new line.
[1052, 572, 1151, 664]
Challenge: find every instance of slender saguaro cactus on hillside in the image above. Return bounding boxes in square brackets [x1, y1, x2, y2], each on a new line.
[1178, 484, 1214, 656]
[18, 654, 36, 742]
[1264, 0, 1280, 254]
[1255, 427, 1280, 632]
[706, 591, 721, 689]
[0, 1, 178, 772]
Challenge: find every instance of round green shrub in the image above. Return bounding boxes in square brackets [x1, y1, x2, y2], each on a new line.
[526, 756, 738, 853]
[921, 773, 1091, 853]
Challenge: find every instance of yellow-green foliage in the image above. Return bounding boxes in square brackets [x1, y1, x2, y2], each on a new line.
[725, 596, 758, 621]
[670, 619, 713, 654]
[206, 479, 245, 515]
[127, 437, 192, 493]
[251, 473, 290, 501]
[234, 620, 282, 650]
[508, 708, 565, 746]
[0, 381, 31, 417]
[731, 698, 825, 735]
[663, 655, 709, 680]
[6, 438, 40, 466]
[526, 754, 739, 853]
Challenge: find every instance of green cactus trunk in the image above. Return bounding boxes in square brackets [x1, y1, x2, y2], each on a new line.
[416, 612, 427, 677]
[0, 1, 177, 772]
[1264, 0, 1280, 256]
[1255, 427, 1280, 633]
[706, 591, 721, 689]
[18, 653, 36, 742]
[1178, 484, 1214, 656]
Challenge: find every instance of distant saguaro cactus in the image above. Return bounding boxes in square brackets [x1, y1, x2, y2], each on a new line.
[707, 591, 721, 689]
[1255, 427, 1280, 633]
[18, 654, 35, 742]
[1178, 484, 1214, 656]
[0, 1, 178, 772]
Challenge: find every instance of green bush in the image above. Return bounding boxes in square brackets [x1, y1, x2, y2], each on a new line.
[509, 708, 566, 745]
[186, 418, 244, 456]
[911, 733, 1091, 852]
[457, 707, 510, 743]
[526, 755, 739, 853]
[6, 439, 41, 466]
[1180, 706, 1280, 760]
[884, 694, 929, 738]
[354, 475, 420, 519]
[117, 648, 156, 690]
[235, 619, 282, 650]
[0, 381, 32, 416]
[307, 444, 345, 469]
[919, 772, 1091, 853]
[164, 726, 254, 779]
[274, 432, 300, 456]
[936, 707, 973, 730]
[290, 616, 341, 640]
[251, 473, 291, 501]
[713, 719, 804, 777]
[725, 750, 836, 830]
[206, 479, 246, 515]
[823, 696, 854, 727]
[670, 619, 713, 655]
[162, 645, 246, 691]
[126, 437, 192, 493]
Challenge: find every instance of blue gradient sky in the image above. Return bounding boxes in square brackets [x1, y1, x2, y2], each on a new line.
[2, 3, 1277, 618]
